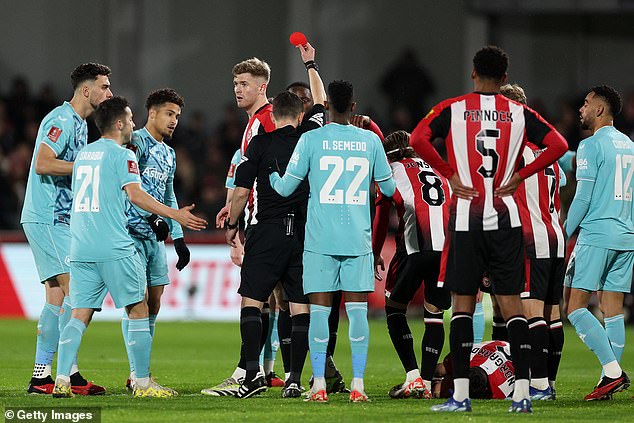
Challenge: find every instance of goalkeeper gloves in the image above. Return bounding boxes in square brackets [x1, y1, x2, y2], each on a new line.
[174, 238, 190, 271]
[146, 214, 169, 241]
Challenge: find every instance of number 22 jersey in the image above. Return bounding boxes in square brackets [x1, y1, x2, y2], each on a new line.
[281, 123, 393, 256]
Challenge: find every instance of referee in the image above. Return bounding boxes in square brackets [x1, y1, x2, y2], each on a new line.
[225, 42, 326, 399]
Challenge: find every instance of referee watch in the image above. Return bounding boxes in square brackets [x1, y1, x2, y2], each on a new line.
[226, 221, 239, 230]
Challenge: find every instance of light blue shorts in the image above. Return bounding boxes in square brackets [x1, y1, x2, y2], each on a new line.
[70, 252, 146, 309]
[566, 244, 634, 293]
[132, 236, 169, 287]
[22, 222, 70, 283]
[302, 251, 374, 294]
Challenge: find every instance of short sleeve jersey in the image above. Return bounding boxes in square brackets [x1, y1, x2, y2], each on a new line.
[283, 122, 392, 256]
[470, 341, 515, 400]
[70, 139, 141, 262]
[515, 142, 565, 258]
[575, 126, 634, 250]
[125, 128, 182, 240]
[21, 102, 88, 226]
[413, 93, 556, 232]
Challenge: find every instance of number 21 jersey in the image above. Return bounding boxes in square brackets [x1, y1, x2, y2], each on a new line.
[70, 139, 142, 262]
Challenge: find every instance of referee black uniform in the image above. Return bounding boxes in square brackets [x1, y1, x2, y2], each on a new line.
[234, 103, 325, 304]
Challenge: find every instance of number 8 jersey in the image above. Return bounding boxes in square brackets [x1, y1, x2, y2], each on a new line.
[278, 122, 393, 256]
[70, 139, 142, 262]
[411, 93, 564, 232]
[375, 157, 450, 253]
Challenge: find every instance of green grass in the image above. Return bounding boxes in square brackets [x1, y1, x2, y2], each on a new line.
[1, 319, 633, 422]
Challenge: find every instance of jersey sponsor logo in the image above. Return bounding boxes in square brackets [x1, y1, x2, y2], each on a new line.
[576, 158, 588, 170]
[47, 126, 62, 143]
[464, 109, 513, 123]
[289, 151, 300, 165]
[128, 160, 139, 174]
[142, 167, 168, 182]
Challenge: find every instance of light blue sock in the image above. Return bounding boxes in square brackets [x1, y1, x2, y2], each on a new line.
[59, 296, 78, 369]
[35, 303, 61, 366]
[309, 304, 331, 379]
[346, 302, 369, 380]
[149, 314, 157, 338]
[121, 313, 135, 373]
[604, 314, 625, 363]
[473, 302, 485, 344]
[56, 318, 86, 378]
[263, 310, 279, 361]
[59, 296, 72, 333]
[568, 308, 616, 366]
[128, 318, 152, 379]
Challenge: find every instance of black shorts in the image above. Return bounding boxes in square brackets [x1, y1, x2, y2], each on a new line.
[522, 257, 565, 305]
[385, 249, 451, 310]
[239, 222, 307, 304]
[444, 227, 525, 296]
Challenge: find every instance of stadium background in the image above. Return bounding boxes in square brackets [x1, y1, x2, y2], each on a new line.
[1, 0, 634, 321]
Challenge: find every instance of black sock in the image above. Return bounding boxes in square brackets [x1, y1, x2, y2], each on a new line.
[450, 312, 473, 379]
[528, 317, 549, 381]
[278, 308, 292, 374]
[260, 304, 270, 358]
[327, 291, 342, 357]
[507, 315, 531, 381]
[492, 315, 508, 341]
[386, 305, 418, 372]
[421, 307, 444, 381]
[289, 313, 310, 384]
[240, 307, 262, 382]
[548, 319, 564, 384]
[70, 372, 87, 386]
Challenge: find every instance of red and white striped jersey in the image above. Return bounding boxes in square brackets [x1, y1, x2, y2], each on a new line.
[515, 143, 565, 258]
[239, 103, 275, 226]
[240, 103, 275, 155]
[470, 340, 514, 399]
[411, 92, 567, 232]
[374, 157, 450, 254]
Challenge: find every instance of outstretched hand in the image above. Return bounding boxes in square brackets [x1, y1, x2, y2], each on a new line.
[175, 204, 207, 231]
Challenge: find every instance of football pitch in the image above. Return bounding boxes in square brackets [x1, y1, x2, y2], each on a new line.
[1, 319, 633, 422]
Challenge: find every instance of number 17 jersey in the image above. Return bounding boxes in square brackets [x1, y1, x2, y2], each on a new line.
[70, 138, 142, 262]
[284, 123, 392, 256]
[576, 125, 634, 250]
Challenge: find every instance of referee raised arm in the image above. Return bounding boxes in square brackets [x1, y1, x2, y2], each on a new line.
[224, 42, 326, 399]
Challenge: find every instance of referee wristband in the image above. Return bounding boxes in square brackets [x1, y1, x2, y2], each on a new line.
[304, 60, 319, 72]
[226, 221, 238, 230]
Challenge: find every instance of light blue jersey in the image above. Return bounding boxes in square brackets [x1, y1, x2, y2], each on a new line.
[225, 149, 241, 189]
[70, 138, 142, 262]
[21, 102, 88, 226]
[270, 123, 395, 256]
[125, 128, 183, 240]
[576, 126, 634, 250]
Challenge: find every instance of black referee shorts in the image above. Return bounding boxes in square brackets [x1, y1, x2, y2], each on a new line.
[522, 257, 565, 305]
[385, 249, 450, 310]
[239, 222, 307, 304]
[444, 227, 525, 296]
